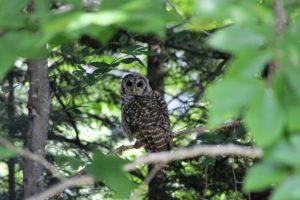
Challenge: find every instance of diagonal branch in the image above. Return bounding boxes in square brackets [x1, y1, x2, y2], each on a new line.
[0, 136, 94, 200]
[0, 136, 64, 181]
[26, 175, 94, 200]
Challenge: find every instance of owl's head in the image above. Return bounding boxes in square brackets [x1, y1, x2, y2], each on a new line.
[120, 73, 152, 96]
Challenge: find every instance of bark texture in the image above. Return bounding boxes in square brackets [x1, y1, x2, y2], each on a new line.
[23, 59, 51, 198]
[147, 36, 165, 96]
[147, 36, 171, 200]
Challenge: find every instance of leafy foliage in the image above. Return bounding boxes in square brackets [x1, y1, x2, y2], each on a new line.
[199, 0, 300, 199]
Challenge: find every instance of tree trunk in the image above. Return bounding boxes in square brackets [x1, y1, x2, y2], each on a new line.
[6, 71, 16, 200]
[147, 36, 165, 96]
[147, 36, 171, 200]
[23, 59, 51, 198]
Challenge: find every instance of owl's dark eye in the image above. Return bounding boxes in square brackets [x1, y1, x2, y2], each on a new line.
[137, 81, 143, 87]
[126, 81, 133, 87]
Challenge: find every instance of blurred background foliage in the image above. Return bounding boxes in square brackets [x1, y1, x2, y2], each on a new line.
[0, 0, 300, 199]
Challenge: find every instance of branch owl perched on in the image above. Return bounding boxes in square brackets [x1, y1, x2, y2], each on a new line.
[120, 73, 171, 152]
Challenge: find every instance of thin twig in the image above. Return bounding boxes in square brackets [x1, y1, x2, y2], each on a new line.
[173, 120, 241, 137]
[172, 126, 209, 137]
[124, 144, 262, 171]
[26, 175, 94, 200]
[232, 165, 238, 200]
[0, 136, 64, 181]
[203, 165, 208, 199]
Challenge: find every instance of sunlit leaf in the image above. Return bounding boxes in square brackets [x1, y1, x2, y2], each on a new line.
[43, 0, 180, 44]
[208, 26, 265, 54]
[0, 32, 47, 80]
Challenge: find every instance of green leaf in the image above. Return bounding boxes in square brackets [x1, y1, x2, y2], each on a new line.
[285, 65, 300, 100]
[43, 0, 180, 44]
[287, 105, 300, 132]
[244, 162, 286, 192]
[0, 64, 13, 81]
[90, 62, 118, 75]
[90, 62, 111, 68]
[195, 0, 235, 19]
[269, 136, 300, 168]
[227, 50, 271, 79]
[86, 151, 134, 198]
[0, 147, 16, 158]
[121, 57, 145, 66]
[205, 78, 263, 127]
[271, 176, 300, 200]
[195, 0, 273, 26]
[0, 0, 30, 29]
[0, 32, 47, 80]
[208, 26, 265, 54]
[245, 88, 285, 147]
[273, 67, 300, 132]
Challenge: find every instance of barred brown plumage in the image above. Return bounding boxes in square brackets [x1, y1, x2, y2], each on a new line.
[120, 73, 171, 152]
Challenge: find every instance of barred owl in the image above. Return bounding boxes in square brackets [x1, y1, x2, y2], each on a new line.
[120, 73, 171, 152]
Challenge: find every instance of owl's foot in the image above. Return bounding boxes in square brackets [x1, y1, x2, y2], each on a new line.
[111, 144, 137, 155]
[134, 141, 143, 149]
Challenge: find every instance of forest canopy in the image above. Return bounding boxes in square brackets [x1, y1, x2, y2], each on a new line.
[0, 0, 300, 200]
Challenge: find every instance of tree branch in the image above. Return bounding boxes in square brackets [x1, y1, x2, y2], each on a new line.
[0, 137, 64, 181]
[26, 175, 94, 200]
[51, 83, 82, 146]
[0, 137, 94, 200]
[124, 144, 263, 171]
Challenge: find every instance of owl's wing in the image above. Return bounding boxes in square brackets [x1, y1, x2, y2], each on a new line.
[121, 100, 134, 142]
[153, 91, 171, 132]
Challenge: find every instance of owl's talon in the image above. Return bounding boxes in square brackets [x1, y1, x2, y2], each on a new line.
[111, 144, 136, 155]
[111, 145, 126, 155]
[134, 141, 142, 149]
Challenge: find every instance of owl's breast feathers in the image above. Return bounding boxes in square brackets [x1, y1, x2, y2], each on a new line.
[121, 91, 171, 152]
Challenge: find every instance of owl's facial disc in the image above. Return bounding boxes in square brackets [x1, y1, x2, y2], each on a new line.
[121, 73, 151, 96]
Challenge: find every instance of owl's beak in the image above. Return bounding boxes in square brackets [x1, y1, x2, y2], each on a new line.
[133, 87, 136, 95]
